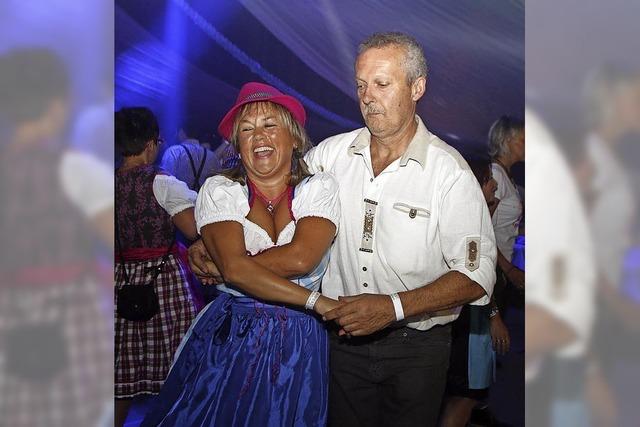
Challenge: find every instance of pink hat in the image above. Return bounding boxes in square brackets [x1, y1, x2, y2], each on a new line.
[218, 82, 306, 140]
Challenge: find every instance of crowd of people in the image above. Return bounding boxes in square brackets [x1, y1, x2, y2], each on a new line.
[114, 32, 526, 427]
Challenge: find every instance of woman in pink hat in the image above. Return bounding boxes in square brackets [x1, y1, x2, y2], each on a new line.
[143, 82, 341, 426]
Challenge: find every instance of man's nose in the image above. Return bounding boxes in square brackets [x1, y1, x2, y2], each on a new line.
[360, 86, 374, 104]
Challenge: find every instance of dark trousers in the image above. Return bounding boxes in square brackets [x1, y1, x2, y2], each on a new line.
[328, 324, 451, 427]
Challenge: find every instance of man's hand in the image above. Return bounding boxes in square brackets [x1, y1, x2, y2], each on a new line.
[187, 239, 223, 285]
[322, 294, 396, 337]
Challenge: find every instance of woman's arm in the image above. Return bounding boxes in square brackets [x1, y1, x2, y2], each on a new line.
[153, 174, 199, 241]
[252, 217, 336, 277]
[172, 207, 198, 241]
[201, 220, 338, 314]
[497, 248, 524, 289]
[488, 197, 499, 217]
[187, 217, 336, 282]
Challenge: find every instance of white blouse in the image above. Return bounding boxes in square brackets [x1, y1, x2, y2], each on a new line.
[195, 172, 341, 295]
[491, 163, 523, 261]
[587, 133, 636, 289]
[152, 174, 197, 216]
[59, 150, 113, 218]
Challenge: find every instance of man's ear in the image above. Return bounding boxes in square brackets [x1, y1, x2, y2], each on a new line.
[411, 76, 426, 102]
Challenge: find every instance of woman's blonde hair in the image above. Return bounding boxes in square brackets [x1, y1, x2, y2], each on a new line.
[219, 101, 312, 186]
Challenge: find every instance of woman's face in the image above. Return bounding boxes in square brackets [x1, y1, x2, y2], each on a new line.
[236, 103, 295, 182]
[511, 130, 525, 163]
[482, 168, 498, 205]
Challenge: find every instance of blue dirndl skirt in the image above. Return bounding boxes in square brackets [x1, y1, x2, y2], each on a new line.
[142, 293, 329, 427]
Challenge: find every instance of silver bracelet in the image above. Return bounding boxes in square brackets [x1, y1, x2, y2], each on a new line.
[305, 291, 321, 310]
[389, 292, 405, 321]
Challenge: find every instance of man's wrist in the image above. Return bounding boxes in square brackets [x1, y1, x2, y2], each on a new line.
[389, 292, 405, 321]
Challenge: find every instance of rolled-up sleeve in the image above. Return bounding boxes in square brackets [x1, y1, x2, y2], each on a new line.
[438, 169, 497, 305]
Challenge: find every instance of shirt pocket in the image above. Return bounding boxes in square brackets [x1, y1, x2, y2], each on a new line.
[392, 202, 431, 220]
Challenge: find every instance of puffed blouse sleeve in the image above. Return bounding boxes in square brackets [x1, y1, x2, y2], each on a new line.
[291, 172, 341, 233]
[195, 175, 249, 234]
[152, 174, 197, 216]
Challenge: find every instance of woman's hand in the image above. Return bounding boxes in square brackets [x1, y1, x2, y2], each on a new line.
[313, 295, 342, 317]
[490, 313, 511, 355]
[506, 266, 525, 290]
[188, 239, 223, 285]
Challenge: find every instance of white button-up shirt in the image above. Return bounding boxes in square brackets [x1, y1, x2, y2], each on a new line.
[305, 116, 496, 330]
[160, 139, 221, 190]
[525, 109, 595, 380]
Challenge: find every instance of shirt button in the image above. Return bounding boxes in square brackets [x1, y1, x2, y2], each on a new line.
[362, 267, 367, 271]
[363, 282, 368, 287]
[370, 178, 374, 182]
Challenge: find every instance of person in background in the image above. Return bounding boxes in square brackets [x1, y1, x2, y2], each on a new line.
[214, 137, 241, 169]
[439, 159, 510, 427]
[160, 125, 222, 304]
[525, 108, 596, 427]
[488, 116, 525, 293]
[114, 107, 199, 427]
[159, 124, 221, 191]
[583, 65, 640, 427]
[0, 48, 113, 427]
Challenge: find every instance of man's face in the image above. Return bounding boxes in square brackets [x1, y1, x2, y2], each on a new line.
[355, 46, 424, 140]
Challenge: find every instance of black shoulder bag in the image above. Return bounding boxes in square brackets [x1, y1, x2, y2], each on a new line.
[180, 144, 208, 191]
[115, 214, 175, 322]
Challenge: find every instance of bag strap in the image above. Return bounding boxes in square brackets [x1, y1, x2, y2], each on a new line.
[179, 144, 207, 191]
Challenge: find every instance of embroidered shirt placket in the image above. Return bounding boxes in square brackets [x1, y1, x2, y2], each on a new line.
[357, 155, 387, 289]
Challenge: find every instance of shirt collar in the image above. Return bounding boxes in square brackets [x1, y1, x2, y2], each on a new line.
[347, 115, 431, 170]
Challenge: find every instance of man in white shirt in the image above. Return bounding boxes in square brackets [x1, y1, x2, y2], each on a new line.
[312, 32, 496, 427]
[189, 32, 496, 426]
[160, 126, 221, 191]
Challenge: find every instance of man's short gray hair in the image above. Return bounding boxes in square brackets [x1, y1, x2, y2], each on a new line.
[488, 116, 524, 158]
[358, 32, 428, 84]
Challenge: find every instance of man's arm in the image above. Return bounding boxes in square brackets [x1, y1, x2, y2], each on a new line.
[323, 271, 486, 336]
[325, 166, 496, 336]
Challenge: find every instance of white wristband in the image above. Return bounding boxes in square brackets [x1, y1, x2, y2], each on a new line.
[389, 292, 404, 321]
[305, 291, 321, 310]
